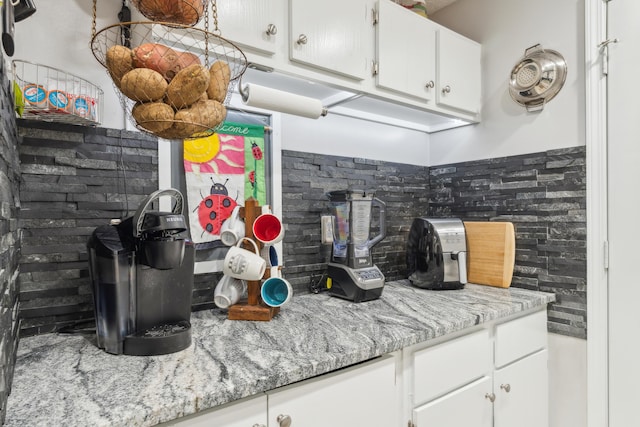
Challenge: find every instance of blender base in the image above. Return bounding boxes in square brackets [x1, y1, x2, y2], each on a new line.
[327, 263, 385, 303]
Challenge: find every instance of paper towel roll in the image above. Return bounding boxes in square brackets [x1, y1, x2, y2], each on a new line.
[241, 83, 326, 119]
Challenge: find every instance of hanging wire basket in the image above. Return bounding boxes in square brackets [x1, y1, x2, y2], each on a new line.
[90, 20, 247, 140]
[130, 0, 208, 26]
[12, 60, 104, 126]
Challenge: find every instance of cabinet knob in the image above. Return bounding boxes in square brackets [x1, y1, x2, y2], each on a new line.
[266, 24, 278, 36]
[296, 34, 308, 45]
[277, 414, 292, 427]
[425, 80, 435, 89]
[485, 392, 496, 403]
[500, 383, 511, 393]
[442, 85, 451, 94]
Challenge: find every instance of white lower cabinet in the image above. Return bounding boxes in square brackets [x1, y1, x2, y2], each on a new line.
[266, 353, 399, 427]
[165, 394, 267, 426]
[493, 349, 548, 427]
[165, 310, 548, 427]
[164, 354, 399, 427]
[414, 376, 493, 427]
[406, 309, 549, 427]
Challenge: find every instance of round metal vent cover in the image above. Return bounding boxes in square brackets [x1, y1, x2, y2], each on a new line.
[509, 44, 567, 112]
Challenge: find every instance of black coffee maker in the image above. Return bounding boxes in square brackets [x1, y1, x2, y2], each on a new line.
[87, 189, 195, 356]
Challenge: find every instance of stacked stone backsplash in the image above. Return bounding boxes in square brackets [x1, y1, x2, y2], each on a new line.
[428, 147, 586, 338]
[0, 59, 22, 423]
[12, 120, 586, 341]
[281, 147, 586, 339]
[281, 150, 430, 291]
[17, 119, 159, 337]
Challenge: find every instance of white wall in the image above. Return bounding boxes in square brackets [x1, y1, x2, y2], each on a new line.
[429, 0, 585, 165]
[431, 1, 588, 425]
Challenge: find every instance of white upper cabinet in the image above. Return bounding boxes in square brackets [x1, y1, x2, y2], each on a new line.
[289, 0, 371, 80]
[216, 0, 285, 55]
[375, 0, 437, 101]
[436, 27, 482, 114]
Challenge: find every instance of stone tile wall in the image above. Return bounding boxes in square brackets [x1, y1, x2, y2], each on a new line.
[428, 147, 587, 338]
[281, 147, 587, 339]
[0, 59, 22, 423]
[17, 119, 158, 337]
[13, 124, 587, 340]
[280, 150, 430, 291]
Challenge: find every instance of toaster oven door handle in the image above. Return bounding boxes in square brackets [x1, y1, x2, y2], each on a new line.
[452, 251, 468, 284]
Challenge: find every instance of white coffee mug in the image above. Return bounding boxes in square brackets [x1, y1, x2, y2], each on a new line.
[223, 237, 266, 281]
[253, 206, 284, 245]
[220, 206, 245, 247]
[214, 275, 247, 309]
[261, 267, 293, 307]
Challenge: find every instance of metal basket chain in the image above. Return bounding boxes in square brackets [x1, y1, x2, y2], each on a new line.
[211, 0, 220, 35]
[204, 0, 209, 66]
[91, 0, 98, 40]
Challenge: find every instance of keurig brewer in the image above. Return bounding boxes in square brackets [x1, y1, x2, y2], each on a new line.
[325, 189, 386, 302]
[87, 189, 195, 356]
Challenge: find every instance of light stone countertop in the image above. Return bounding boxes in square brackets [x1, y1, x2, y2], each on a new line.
[4, 280, 555, 427]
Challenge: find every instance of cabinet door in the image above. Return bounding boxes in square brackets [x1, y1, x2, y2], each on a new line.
[216, 0, 284, 55]
[436, 27, 481, 114]
[289, 0, 370, 80]
[376, 0, 436, 101]
[493, 349, 549, 427]
[165, 394, 267, 427]
[267, 355, 398, 427]
[413, 376, 493, 427]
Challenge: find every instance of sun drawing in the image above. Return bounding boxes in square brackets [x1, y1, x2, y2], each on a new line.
[183, 133, 245, 174]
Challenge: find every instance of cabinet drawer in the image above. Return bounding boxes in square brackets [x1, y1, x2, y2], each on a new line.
[413, 329, 491, 405]
[495, 310, 548, 368]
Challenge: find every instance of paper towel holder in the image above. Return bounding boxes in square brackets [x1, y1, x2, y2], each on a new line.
[238, 75, 328, 119]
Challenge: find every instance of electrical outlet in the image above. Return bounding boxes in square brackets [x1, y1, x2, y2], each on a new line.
[321, 215, 333, 244]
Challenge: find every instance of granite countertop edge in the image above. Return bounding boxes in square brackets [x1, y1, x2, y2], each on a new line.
[4, 280, 555, 427]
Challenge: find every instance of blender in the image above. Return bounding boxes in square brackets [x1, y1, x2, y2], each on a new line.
[325, 189, 386, 302]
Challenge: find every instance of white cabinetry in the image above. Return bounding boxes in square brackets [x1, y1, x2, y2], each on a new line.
[375, 0, 437, 101]
[493, 349, 548, 427]
[410, 330, 493, 427]
[162, 354, 398, 427]
[165, 394, 267, 427]
[267, 354, 398, 427]
[374, 0, 481, 113]
[405, 309, 549, 427]
[492, 310, 549, 427]
[436, 27, 482, 114]
[216, 0, 285, 55]
[414, 377, 493, 427]
[191, 0, 482, 128]
[289, 0, 371, 80]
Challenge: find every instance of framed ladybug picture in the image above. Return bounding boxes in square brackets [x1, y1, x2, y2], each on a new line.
[183, 121, 268, 244]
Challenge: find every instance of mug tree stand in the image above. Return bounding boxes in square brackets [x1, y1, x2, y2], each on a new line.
[227, 198, 280, 321]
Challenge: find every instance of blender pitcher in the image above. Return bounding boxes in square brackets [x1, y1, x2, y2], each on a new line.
[327, 189, 386, 268]
[325, 190, 387, 302]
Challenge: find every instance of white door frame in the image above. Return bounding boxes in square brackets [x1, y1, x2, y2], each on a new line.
[585, 1, 608, 426]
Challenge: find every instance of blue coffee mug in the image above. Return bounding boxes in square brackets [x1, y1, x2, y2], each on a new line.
[261, 268, 292, 307]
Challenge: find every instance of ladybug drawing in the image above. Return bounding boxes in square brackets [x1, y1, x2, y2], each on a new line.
[195, 178, 238, 237]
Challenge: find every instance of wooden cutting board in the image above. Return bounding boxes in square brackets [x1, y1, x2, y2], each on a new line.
[463, 221, 516, 288]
